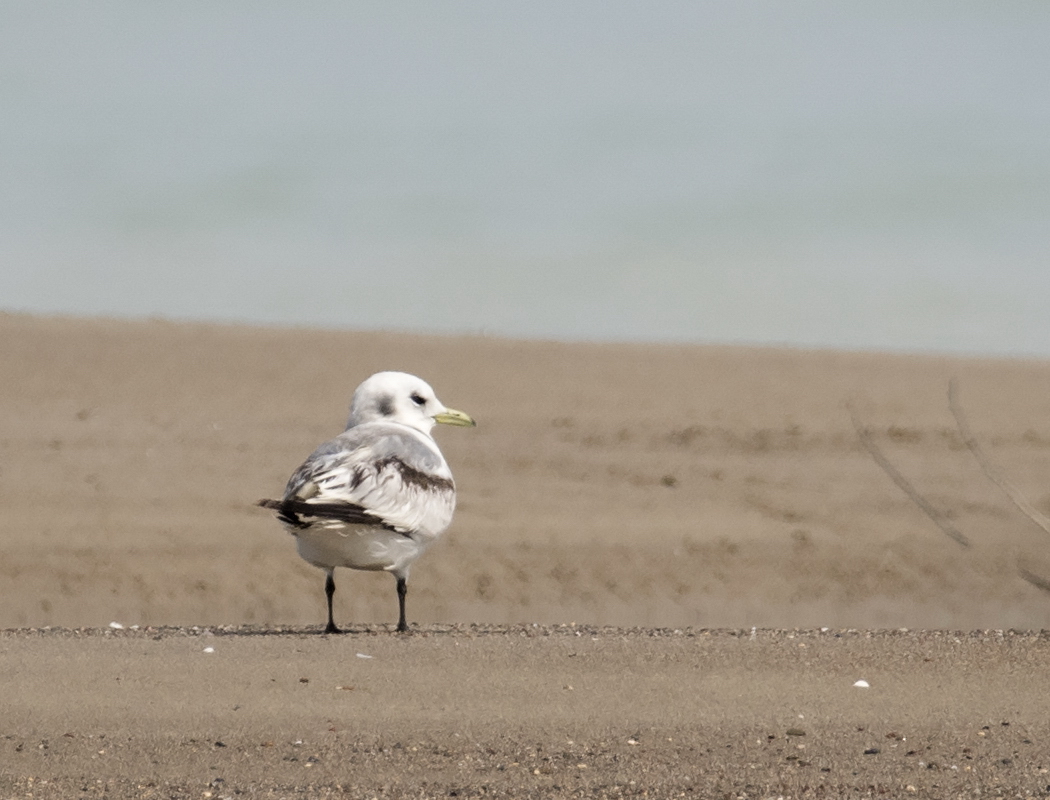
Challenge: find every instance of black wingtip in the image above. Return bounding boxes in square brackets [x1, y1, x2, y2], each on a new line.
[258, 497, 308, 528]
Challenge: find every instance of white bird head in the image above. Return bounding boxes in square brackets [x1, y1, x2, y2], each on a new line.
[346, 371, 476, 435]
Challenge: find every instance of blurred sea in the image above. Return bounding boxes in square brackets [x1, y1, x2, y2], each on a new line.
[1, 2, 1048, 355]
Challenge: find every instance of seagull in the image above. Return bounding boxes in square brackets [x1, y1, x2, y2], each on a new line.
[259, 371, 475, 633]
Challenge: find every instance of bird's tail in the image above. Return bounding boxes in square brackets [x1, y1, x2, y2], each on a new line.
[257, 497, 308, 529]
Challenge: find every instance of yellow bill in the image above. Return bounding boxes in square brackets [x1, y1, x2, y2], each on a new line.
[433, 408, 476, 427]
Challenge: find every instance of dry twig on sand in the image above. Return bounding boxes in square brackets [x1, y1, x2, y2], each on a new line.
[1018, 568, 1050, 593]
[851, 384, 1050, 595]
[946, 379, 1050, 594]
[948, 378, 1050, 537]
[848, 402, 971, 548]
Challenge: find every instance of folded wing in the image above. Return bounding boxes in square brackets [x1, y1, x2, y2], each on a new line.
[261, 424, 456, 537]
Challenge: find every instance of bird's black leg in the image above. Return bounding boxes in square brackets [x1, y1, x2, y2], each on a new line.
[324, 570, 341, 634]
[396, 575, 409, 633]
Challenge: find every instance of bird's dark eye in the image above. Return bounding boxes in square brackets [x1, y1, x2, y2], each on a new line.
[410, 393, 426, 406]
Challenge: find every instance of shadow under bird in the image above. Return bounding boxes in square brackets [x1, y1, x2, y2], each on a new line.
[258, 371, 476, 633]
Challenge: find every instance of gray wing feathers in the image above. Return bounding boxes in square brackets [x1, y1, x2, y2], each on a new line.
[282, 425, 456, 536]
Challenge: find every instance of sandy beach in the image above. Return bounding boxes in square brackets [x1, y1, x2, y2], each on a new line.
[4, 625, 1050, 799]
[3, 312, 1050, 797]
